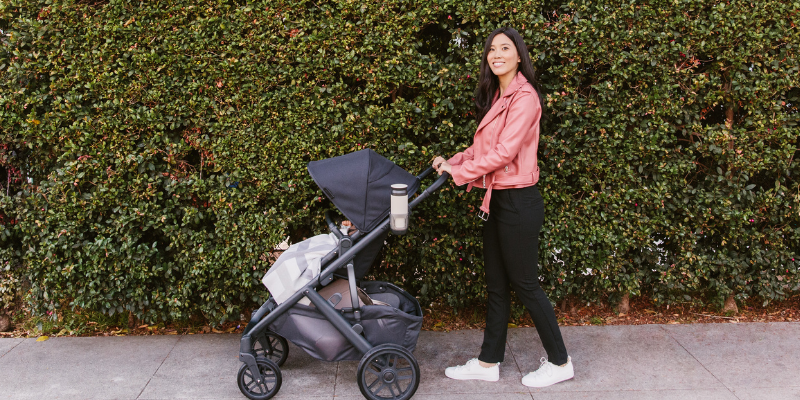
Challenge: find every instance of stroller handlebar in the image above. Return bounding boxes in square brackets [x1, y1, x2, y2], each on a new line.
[416, 166, 435, 180]
[410, 169, 449, 210]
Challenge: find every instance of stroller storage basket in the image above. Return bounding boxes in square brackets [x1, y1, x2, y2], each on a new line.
[268, 281, 423, 361]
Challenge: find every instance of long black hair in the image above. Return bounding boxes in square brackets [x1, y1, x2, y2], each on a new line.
[474, 27, 544, 123]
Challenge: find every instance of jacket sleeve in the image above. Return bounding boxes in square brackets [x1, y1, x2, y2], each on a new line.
[447, 145, 475, 167]
[450, 91, 540, 186]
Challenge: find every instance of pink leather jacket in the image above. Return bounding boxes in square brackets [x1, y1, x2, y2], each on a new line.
[448, 72, 541, 216]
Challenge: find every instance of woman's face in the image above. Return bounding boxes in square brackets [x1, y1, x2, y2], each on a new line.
[487, 33, 520, 79]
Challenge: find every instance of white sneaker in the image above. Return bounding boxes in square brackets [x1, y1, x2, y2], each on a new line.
[521, 356, 574, 387]
[445, 358, 500, 381]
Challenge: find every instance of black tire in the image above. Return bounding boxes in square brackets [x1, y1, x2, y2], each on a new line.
[357, 344, 420, 400]
[237, 357, 282, 400]
[252, 331, 289, 367]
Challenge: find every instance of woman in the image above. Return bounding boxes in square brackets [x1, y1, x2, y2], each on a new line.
[432, 27, 574, 388]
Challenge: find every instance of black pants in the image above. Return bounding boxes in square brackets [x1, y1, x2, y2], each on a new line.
[478, 185, 569, 365]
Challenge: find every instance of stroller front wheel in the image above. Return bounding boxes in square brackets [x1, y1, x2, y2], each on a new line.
[237, 357, 282, 400]
[252, 331, 289, 367]
[357, 344, 420, 400]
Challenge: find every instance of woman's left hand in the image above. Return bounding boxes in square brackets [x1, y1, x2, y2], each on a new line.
[432, 156, 452, 175]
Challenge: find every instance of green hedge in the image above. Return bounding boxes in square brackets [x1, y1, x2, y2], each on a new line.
[0, 0, 798, 324]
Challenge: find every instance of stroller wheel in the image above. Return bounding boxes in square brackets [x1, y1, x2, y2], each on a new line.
[237, 357, 282, 400]
[252, 331, 289, 367]
[357, 344, 420, 400]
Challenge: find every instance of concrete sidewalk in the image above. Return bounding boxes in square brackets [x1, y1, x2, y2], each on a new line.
[1, 322, 798, 400]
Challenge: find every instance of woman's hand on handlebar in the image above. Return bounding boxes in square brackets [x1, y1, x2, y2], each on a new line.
[431, 156, 452, 176]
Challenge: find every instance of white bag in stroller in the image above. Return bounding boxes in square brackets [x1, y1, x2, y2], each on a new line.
[261, 233, 338, 304]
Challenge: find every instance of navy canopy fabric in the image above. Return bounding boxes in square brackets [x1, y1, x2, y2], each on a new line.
[308, 149, 420, 233]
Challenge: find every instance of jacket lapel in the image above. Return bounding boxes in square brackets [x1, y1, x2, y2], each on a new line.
[476, 98, 503, 132]
[475, 72, 526, 132]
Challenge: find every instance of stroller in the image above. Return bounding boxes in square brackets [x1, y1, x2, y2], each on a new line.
[236, 149, 449, 400]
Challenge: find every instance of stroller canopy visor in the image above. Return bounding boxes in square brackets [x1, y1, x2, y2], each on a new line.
[308, 149, 420, 233]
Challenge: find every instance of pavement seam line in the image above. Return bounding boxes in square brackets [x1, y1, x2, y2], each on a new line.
[506, 338, 527, 395]
[0, 337, 26, 359]
[659, 325, 743, 400]
[136, 335, 182, 400]
[332, 360, 340, 398]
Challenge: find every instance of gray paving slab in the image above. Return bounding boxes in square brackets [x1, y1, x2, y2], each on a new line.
[330, 359, 362, 397]
[530, 389, 739, 400]
[0, 322, 796, 400]
[729, 387, 800, 400]
[417, 395, 533, 400]
[271, 341, 337, 399]
[663, 322, 800, 389]
[0, 335, 179, 400]
[414, 393, 533, 400]
[266, 397, 331, 400]
[332, 329, 527, 398]
[334, 394, 534, 400]
[410, 330, 524, 395]
[508, 324, 725, 394]
[137, 334, 240, 399]
[0, 337, 25, 358]
[138, 334, 337, 400]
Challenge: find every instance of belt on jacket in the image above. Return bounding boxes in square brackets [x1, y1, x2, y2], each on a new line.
[477, 175, 492, 221]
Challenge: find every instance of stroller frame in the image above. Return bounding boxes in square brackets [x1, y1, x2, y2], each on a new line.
[238, 167, 449, 400]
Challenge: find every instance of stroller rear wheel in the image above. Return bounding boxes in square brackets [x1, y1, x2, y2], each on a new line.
[357, 344, 420, 400]
[252, 331, 289, 367]
[237, 357, 282, 400]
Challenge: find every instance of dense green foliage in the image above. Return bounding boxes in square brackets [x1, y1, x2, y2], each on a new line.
[1, 0, 798, 324]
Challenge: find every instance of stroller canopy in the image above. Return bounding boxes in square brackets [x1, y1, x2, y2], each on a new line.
[308, 149, 420, 233]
